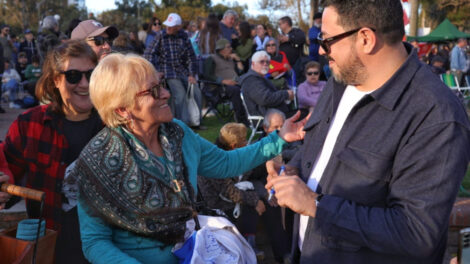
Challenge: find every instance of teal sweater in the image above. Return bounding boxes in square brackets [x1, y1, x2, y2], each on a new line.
[78, 119, 286, 263]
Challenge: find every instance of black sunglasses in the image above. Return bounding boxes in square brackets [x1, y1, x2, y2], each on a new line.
[307, 71, 320, 76]
[136, 80, 167, 100]
[317, 27, 375, 54]
[60, 69, 94, 84]
[266, 44, 276, 47]
[154, 22, 161, 26]
[87, 36, 113, 46]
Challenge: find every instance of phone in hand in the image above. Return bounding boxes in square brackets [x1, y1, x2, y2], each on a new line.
[459, 227, 470, 264]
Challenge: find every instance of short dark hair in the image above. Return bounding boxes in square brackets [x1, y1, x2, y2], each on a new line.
[304, 61, 321, 72]
[31, 55, 40, 64]
[323, 0, 405, 45]
[279, 16, 292, 27]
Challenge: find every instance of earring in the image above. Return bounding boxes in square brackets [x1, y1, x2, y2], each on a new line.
[125, 112, 135, 131]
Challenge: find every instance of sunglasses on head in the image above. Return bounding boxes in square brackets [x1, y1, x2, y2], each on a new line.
[307, 71, 320, 76]
[87, 36, 113, 46]
[60, 69, 94, 84]
[136, 80, 167, 100]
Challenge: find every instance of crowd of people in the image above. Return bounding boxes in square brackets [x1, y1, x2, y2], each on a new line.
[0, 0, 469, 263]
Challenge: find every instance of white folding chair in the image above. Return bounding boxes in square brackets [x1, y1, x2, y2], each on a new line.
[240, 93, 264, 144]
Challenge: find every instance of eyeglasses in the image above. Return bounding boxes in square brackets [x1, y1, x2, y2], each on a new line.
[136, 80, 166, 100]
[60, 69, 94, 84]
[317, 28, 375, 54]
[257, 60, 270, 65]
[266, 44, 276, 47]
[307, 71, 320, 76]
[87, 36, 113, 47]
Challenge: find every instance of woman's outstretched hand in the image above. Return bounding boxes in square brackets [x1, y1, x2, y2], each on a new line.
[278, 111, 310, 143]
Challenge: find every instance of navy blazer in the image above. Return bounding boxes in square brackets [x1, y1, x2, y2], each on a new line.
[289, 43, 470, 263]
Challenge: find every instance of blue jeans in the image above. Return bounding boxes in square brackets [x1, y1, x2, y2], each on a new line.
[2, 79, 19, 101]
[166, 77, 202, 125]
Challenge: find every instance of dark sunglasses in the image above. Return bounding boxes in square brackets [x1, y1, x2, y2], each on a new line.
[258, 60, 270, 65]
[87, 36, 113, 46]
[317, 27, 375, 54]
[307, 71, 320, 76]
[266, 44, 276, 47]
[60, 69, 94, 84]
[154, 22, 161, 26]
[136, 80, 167, 99]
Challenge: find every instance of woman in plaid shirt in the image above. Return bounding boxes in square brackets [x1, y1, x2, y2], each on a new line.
[2, 40, 103, 263]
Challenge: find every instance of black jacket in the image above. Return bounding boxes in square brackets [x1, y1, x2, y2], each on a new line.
[290, 43, 470, 263]
[240, 69, 290, 116]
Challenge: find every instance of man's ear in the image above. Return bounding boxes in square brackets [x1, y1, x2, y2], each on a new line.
[358, 28, 377, 54]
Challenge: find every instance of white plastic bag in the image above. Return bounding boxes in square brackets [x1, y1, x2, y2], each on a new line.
[185, 83, 200, 127]
[173, 215, 256, 264]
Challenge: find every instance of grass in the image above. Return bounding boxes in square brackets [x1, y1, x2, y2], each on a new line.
[196, 115, 227, 143]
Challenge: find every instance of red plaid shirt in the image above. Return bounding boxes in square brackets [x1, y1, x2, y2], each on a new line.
[3, 104, 103, 230]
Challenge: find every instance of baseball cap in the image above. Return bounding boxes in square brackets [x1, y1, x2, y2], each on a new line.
[163, 13, 182, 27]
[215, 38, 230, 51]
[71, 20, 119, 40]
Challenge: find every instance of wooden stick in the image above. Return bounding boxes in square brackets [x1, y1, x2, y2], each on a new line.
[0, 183, 45, 202]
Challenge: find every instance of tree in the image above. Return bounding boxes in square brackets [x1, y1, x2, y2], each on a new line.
[0, 0, 86, 34]
[420, 0, 470, 32]
[409, 0, 419, 36]
[259, 0, 310, 32]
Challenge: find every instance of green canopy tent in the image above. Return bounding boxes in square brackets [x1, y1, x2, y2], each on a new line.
[407, 18, 470, 42]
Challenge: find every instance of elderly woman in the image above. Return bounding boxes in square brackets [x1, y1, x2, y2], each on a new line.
[264, 38, 291, 90]
[73, 53, 307, 263]
[2, 40, 102, 263]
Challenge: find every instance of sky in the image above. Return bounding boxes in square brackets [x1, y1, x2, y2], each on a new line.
[86, 0, 263, 16]
[86, 0, 410, 33]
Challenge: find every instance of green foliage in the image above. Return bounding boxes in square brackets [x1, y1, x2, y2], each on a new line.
[421, 0, 470, 31]
[209, 3, 248, 20]
[0, 0, 87, 36]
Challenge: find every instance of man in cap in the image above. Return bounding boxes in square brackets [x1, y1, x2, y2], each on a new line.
[71, 20, 119, 61]
[308, 12, 322, 62]
[144, 13, 202, 127]
[19, 29, 38, 64]
[203, 38, 247, 125]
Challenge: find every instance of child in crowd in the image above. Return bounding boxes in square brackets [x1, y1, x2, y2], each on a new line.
[24, 55, 41, 101]
[297, 61, 326, 112]
[197, 123, 266, 259]
[1, 60, 21, 107]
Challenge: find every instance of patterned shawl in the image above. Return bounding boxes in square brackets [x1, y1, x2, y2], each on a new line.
[74, 122, 195, 244]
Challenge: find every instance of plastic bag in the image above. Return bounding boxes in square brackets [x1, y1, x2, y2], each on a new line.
[173, 215, 256, 264]
[185, 83, 200, 127]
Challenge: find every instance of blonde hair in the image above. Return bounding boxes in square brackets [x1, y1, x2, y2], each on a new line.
[217, 123, 247, 150]
[89, 53, 158, 127]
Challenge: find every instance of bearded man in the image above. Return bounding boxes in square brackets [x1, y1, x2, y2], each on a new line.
[265, 0, 470, 263]
[240, 51, 294, 117]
